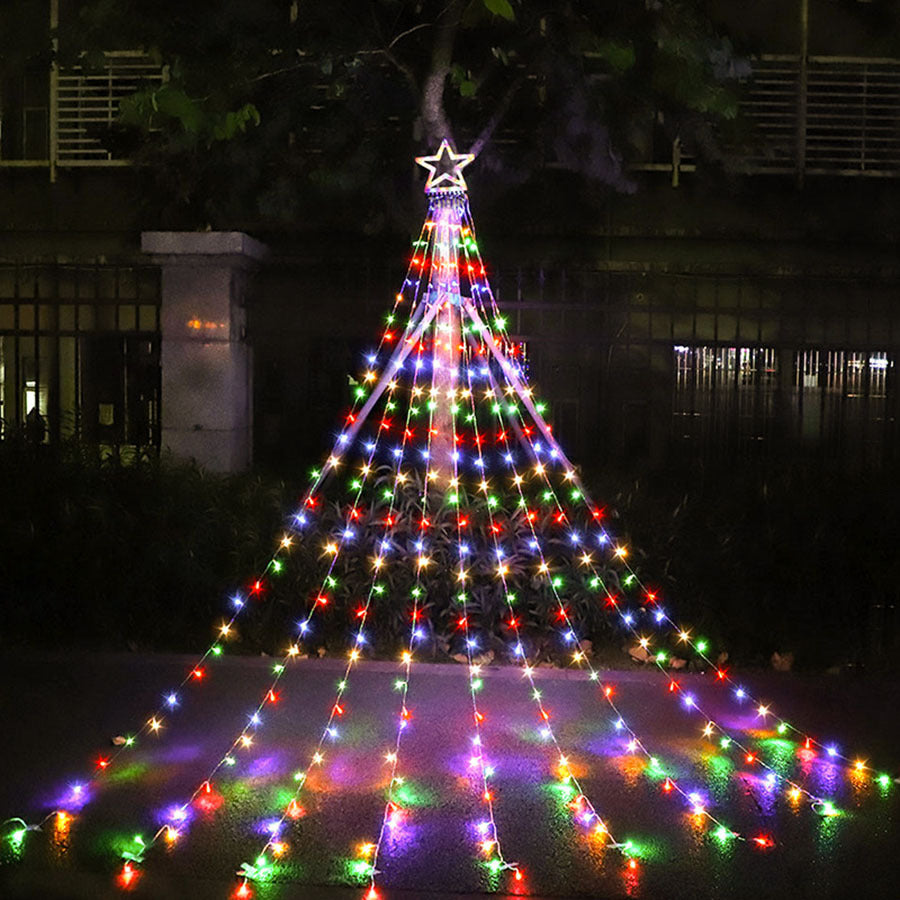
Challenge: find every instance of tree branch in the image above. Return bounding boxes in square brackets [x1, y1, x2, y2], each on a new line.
[468, 71, 526, 158]
[388, 22, 432, 50]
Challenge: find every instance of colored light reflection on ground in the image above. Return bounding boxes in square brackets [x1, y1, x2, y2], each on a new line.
[107, 761, 151, 785]
[391, 779, 436, 809]
[117, 860, 140, 890]
[611, 754, 646, 788]
[194, 783, 226, 814]
[4, 660, 899, 899]
[759, 737, 796, 773]
[544, 778, 578, 805]
[701, 751, 735, 802]
[49, 810, 73, 861]
[812, 759, 842, 795]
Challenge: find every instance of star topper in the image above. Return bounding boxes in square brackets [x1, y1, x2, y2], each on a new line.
[415, 139, 475, 193]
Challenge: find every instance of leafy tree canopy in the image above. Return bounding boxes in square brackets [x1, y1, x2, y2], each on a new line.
[59, 0, 744, 230]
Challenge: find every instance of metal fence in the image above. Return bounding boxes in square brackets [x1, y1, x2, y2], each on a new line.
[0, 263, 161, 448]
[739, 55, 900, 176]
[482, 264, 900, 466]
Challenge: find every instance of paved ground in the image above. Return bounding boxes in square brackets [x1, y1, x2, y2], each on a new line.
[1, 652, 899, 900]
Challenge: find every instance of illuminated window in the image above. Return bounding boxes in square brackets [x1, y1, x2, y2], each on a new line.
[795, 350, 892, 460]
[673, 345, 779, 449]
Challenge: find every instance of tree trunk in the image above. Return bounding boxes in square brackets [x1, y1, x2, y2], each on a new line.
[420, 0, 464, 146]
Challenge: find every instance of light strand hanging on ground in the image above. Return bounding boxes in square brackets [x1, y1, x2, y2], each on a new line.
[458, 352, 639, 872]
[454, 282, 782, 820]
[459, 338, 751, 851]
[235, 248, 443, 899]
[456, 237, 889, 790]
[121, 379, 407, 880]
[461, 297, 838, 817]
[450, 345, 520, 887]
[361, 350, 440, 900]
[446, 249, 824, 824]
[125, 295, 444, 876]
[23, 226, 434, 847]
[469, 356, 746, 845]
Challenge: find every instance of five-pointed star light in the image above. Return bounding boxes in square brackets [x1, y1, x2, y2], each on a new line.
[415, 139, 475, 192]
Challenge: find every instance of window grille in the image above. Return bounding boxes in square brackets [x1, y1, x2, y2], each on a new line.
[55, 53, 165, 165]
[739, 56, 900, 176]
[0, 264, 161, 450]
[795, 350, 892, 461]
[673, 346, 779, 450]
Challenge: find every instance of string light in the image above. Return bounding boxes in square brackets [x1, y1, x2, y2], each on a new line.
[455, 253, 890, 806]
[234, 312, 437, 897]
[21, 233, 437, 821]
[472, 359, 743, 844]
[456, 223, 879, 828]
[457, 353, 629, 870]
[363, 314, 441, 900]
[20, 147, 893, 894]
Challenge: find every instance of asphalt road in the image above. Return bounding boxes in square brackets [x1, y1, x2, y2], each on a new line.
[1, 652, 899, 900]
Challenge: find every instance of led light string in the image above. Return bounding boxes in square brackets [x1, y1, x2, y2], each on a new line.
[456, 281, 834, 807]
[449, 379, 520, 885]
[120, 386, 409, 879]
[136, 317, 439, 869]
[362, 346, 441, 900]
[447, 206, 845, 826]
[49, 526, 311, 814]
[457, 354, 636, 870]
[462, 268, 812, 827]
[468, 155, 877, 818]
[467, 367, 745, 845]
[455, 249, 890, 791]
[460, 206, 503, 324]
[234, 302, 439, 899]
[458, 344, 751, 850]
[9, 230, 435, 849]
[468, 349, 882, 800]
[467, 332, 834, 818]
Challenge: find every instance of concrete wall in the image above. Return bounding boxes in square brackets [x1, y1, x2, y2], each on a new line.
[142, 231, 267, 472]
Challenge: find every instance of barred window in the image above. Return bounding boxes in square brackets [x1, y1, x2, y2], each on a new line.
[795, 350, 893, 461]
[673, 345, 779, 450]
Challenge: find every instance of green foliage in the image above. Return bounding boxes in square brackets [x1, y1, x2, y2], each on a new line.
[1, 437, 895, 671]
[55, 0, 743, 230]
[119, 84, 260, 144]
[592, 40, 636, 73]
[451, 64, 478, 99]
[481, 0, 515, 21]
[0, 440, 284, 652]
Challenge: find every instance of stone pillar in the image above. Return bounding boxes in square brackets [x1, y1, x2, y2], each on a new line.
[141, 231, 267, 472]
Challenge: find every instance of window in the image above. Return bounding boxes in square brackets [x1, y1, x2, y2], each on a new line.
[795, 350, 893, 462]
[0, 67, 50, 161]
[0, 264, 161, 448]
[674, 345, 895, 462]
[673, 345, 779, 451]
